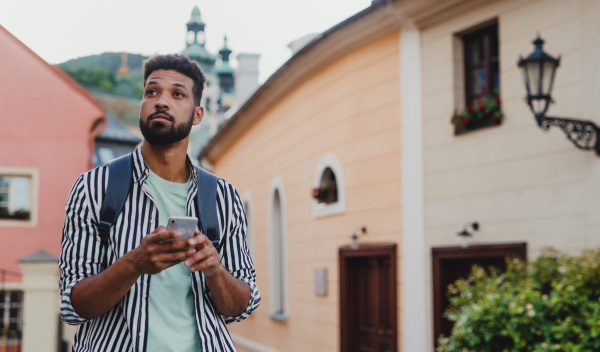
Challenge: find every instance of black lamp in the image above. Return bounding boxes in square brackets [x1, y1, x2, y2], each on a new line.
[518, 35, 600, 155]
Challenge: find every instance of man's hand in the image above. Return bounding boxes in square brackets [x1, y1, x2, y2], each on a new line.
[184, 229, 221, 276]
[71, 226, 195, 320]
[129, 226, 196, 275]
[184, 230, 251, 317]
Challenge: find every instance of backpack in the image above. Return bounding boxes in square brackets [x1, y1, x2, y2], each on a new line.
[96, 153, 221, 268]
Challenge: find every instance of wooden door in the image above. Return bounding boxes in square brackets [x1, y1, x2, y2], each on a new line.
[431, 243, 527, 348]
[340, 245, 397, 352]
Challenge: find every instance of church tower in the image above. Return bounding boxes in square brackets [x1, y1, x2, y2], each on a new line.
[215, 36, 235, 111]
[182, 6, 217, 74]
[216, 36, 234, 95]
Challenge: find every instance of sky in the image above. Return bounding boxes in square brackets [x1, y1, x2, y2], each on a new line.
[0, 0, 372, 83]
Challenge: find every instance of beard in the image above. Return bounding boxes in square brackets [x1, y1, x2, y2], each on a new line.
[139, 110, 195, 146]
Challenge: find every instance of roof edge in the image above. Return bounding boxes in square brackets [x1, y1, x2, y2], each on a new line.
[201, 0, 401, 162]
[0, 25, 106, 115]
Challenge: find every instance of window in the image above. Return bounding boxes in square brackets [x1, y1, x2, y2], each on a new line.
[96, 147, 115, 166]
[0, 173, 34, 222]
[0, 290, 23, 343]
[313, 168, 338, 205]
[242, 192, 254, 258]
[312, 154, 346, 218]
[452, 22, 502, 134]
[269, 178, 287, 321]
[463, 23, 499, 107]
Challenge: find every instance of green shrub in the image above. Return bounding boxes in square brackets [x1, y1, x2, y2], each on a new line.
[437, 249, 600, 352]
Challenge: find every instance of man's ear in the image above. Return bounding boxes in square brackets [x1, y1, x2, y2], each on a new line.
[193, 106, 204, 126]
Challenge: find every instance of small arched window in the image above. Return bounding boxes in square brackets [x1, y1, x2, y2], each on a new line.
[312, 154, 346, 218]
[242, 193, 254, 258]
[269, 177, 288, 321]
[313, 167, 338, 205]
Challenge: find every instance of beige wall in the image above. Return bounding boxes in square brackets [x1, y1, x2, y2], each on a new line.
[212, 31, 402, 351]
[422, 0, 600, 255]
[421, 0, 600, 347]
[19, 260, 59, 352]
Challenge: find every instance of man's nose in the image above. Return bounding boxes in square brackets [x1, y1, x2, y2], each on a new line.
[155, 95, 169, 110]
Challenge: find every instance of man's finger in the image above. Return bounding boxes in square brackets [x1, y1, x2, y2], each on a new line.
[142, 229, 183, 248]
[187, 231, 208, 247]
[154, 229, 183, 242]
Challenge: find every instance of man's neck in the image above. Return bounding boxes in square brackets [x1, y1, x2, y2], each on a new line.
[141, 140, 190, 183]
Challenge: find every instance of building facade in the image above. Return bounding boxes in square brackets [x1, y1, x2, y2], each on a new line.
[0, 25, 105, 351]
[201, 3, 403, 351]
[201, 0, 600, 351]
[415, 0, 600, 350]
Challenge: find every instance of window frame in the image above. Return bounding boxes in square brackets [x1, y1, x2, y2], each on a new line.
[0, 167, 39, 227]
[269, 177, 288, 322]
[463, 22, 499, 107]
[242, 192, 255, 258]
[0, 290, 24, 342]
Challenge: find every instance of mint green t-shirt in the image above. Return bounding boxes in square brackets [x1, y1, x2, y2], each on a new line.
[146, 169, 201, 352]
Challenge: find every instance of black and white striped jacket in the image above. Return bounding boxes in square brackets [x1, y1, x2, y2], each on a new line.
[58, 146, 260, 351]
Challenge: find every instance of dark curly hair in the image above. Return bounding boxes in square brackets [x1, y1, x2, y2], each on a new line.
[142, 54, 206, 106]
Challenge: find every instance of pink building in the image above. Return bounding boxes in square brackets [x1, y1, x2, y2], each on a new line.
[0, 25, 104, 349]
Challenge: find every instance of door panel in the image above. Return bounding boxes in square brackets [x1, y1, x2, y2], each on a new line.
[340, 245, 397, 352]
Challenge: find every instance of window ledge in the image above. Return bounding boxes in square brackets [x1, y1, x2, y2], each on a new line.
[453, 115, 503, 135]
[269, 312, 288, 322]
[312, 201, 345, 218]
[0, 219, 36, 227]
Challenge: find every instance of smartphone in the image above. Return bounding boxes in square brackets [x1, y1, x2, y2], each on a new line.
[165, 216, 198, 241]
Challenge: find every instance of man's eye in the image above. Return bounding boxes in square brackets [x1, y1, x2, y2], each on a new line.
[145, 90, 157, 96]
[174, 91, 184, 97]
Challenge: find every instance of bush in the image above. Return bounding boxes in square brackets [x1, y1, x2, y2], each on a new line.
[437, 249, 600, 352]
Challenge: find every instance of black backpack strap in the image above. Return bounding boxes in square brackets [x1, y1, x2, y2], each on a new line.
[195, 166, 220, 251]
[98, 153, 133, 267]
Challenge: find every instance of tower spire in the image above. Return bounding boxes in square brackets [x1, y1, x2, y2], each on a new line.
[216, 35, 234, 94]
[182, 6, 216, 73]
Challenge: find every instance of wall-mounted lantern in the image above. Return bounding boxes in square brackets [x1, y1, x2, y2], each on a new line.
[518, 35, 600, 155]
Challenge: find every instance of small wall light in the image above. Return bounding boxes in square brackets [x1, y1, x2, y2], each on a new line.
[457, 221, 479, 248]
[350, 226, 367, 250]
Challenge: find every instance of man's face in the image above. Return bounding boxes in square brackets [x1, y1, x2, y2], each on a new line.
[139, 69, 203, 146]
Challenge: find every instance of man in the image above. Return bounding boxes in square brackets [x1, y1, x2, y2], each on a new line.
[59, 54, 260, 351]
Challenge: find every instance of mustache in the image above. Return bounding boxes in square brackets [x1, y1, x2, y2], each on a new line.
[148, 110, 175, 122]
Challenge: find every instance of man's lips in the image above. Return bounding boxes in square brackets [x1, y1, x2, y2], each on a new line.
[149, 112, 173, 123]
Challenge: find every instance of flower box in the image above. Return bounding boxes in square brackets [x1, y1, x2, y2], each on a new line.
[451, 94, 504, 135]
[312, 182, 338, 204]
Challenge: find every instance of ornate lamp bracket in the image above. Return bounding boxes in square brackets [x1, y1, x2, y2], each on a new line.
[537, 116, 600, 155]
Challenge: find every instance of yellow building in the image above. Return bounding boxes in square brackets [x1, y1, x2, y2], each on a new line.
[202, 3, 402, 350]
[202, 0, 600, 351]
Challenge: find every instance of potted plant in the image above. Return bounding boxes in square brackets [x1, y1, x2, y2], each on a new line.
[312, 180, 338, 204]
[451, 93, 504, 134]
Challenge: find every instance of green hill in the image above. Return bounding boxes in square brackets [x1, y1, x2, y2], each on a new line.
[57, 52, 147, 101]
[56, 52, 148, 128]
[58, 52, 148, 73]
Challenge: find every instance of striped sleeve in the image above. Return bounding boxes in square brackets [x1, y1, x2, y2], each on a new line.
[217, 179, 261, 324]
[58, 168, 105, 325]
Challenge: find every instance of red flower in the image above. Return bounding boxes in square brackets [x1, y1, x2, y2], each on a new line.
[312, 188, 320, 198]
[460, 117, 469, 126]
[491, 116, 498, 124]
[494, 96, 501, 104]
[466, 106, 473, 113]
